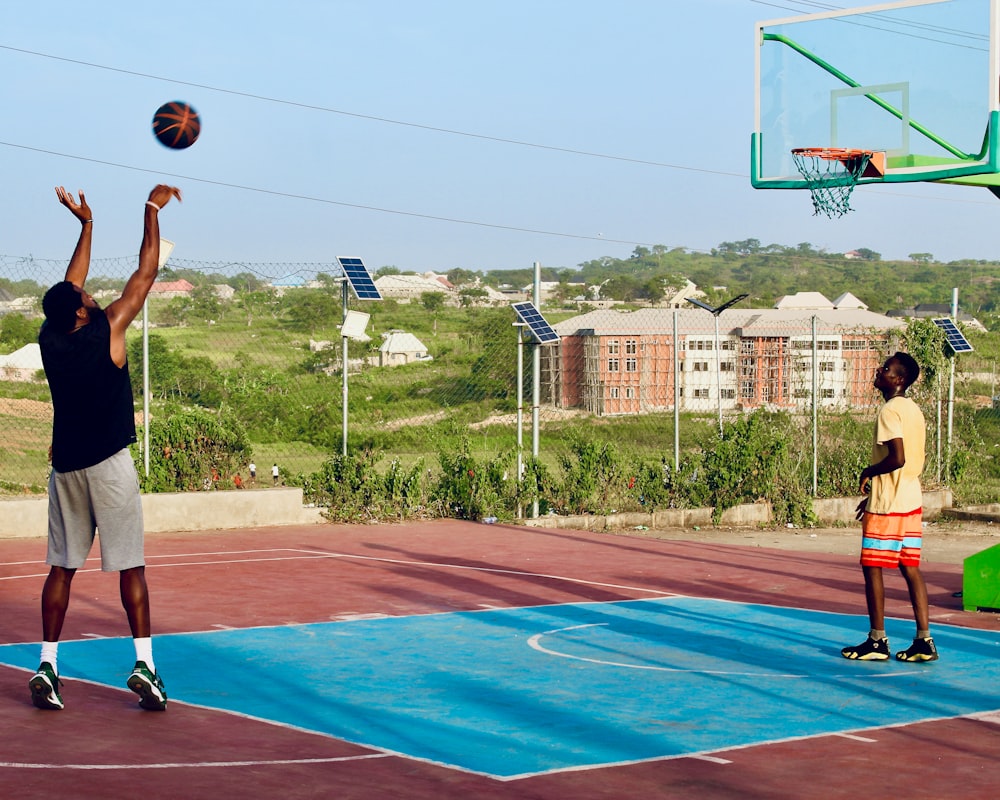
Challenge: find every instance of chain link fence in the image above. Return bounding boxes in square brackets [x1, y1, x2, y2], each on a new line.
[2, 254, 997, 513]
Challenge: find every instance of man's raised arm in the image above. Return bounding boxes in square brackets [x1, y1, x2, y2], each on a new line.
[55, 187, 93, 288]
[105, 184, 182, 334]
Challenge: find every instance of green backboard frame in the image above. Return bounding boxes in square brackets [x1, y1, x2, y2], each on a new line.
[752, 0, 1000, 190]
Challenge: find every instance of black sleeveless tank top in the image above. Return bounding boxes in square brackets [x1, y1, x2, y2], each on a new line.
[39, 309, 137, 473]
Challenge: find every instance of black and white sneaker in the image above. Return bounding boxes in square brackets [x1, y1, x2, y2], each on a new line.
[896, 637, 939, 662]
[841, 636, 890, 661]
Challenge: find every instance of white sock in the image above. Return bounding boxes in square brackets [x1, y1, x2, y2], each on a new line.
[134, 637, 155, 673]
[40, 641, 59, 674]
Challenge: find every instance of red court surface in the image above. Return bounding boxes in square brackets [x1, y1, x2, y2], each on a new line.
[1, 520, 999, 799]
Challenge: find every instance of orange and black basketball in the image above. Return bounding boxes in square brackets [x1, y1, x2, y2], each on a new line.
[151, 101, 201, 149]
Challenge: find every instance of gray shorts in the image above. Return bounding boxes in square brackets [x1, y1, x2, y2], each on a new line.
[47, 448, 145, 572]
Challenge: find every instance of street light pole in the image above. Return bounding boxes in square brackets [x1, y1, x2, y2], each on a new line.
[686, 293, 749, 437]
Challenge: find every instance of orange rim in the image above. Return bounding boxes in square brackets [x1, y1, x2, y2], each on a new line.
[791, 147, 872, 162]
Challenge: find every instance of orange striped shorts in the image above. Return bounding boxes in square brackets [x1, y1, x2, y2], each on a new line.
[860, 508, 922, 568]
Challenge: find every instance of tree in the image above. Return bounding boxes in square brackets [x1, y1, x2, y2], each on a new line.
[188, 285, 222, 323]
[421, 292, 446, 313]
[908, 253, 934, 264]
[854, 248, 881, 261]
[283, 288, 340, 334]
[0, 313, 39, 352]
[238, 289, 279, 328]
[458, 287, 488, 307]
[447, 268, 479, 287]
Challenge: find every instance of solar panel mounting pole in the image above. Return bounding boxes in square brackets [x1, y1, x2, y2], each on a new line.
[342, 279, 349, 456]
[673, 309, 680, 471]
[532, 262, 541, 519]
[947, 288, 958, 476]
[514, 322, 526, 517]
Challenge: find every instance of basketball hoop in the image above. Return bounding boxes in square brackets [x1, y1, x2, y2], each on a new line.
[791, 148, 882, 218]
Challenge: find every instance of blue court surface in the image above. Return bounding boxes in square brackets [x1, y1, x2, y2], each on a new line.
[3, 597, 1000, 779]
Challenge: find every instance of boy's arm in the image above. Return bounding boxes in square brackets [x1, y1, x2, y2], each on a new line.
[859, 437, 905, 495]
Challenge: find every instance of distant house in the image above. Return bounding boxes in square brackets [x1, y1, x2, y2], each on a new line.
[374, 273, 457, 302]
[774, 291, 835, 310]
[149, 279, 194, 299]
[378, 331, 432, 367]
[885, 303, 985, 331]
[213, 284, 236, 301]
[663, 279, 705, 308]
[833, 292, 868, 310]
[0, 343, 44, 381]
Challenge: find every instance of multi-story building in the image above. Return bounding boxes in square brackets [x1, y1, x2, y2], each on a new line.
[545, 297, 905, 416]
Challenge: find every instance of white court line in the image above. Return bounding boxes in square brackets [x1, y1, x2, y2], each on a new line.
[834, 733, 878, 742]
[528, 623, 915, 680]
[2, 545, 677, 596]
[0, 754, 392, 770]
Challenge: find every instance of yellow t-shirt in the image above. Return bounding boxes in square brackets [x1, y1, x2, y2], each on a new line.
[867, 395, 925, 515]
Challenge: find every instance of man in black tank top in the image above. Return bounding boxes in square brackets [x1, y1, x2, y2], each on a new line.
[30, 184, 181, 712]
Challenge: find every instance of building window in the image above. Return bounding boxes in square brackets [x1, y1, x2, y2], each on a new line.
[625, 387, 635, 399]
[821, 388, 835, 398]
[819, 361, 835, 372]
[720, 361, 735, 372]
[740, 382, 754, 399]
[721, 388, 736, 399]
[720, 339, 737, 351]
[693, 361, 710, 372]
[625, 339, 637, 354]
[608, 340, 620, 355]
[693, 388, 710, 398]
[610, 386, 620, 399]
[625, 358, 637, 372]
[608, 358, 619, 372]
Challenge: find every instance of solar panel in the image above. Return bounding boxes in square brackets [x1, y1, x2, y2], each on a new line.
[337, 256, 382, 300]
[512, 301, 560, 344]
[932, 318, 974, 354]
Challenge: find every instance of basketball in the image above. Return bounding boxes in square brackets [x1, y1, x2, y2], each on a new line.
[151, 101, 201, 150]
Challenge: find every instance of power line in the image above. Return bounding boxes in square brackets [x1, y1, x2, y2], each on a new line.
[0, 139, 662, 248]
[0, 43, 734, 177]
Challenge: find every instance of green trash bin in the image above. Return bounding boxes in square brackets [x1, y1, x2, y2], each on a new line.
[963, 543, 1000, 612]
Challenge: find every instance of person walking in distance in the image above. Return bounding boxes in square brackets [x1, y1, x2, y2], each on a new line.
[30, 184, 182, 711]
[272, 463, 280, 486]
[841, 352, 938, 663]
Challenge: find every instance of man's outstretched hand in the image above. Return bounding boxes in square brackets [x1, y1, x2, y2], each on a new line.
[55, 187, 92, 224]
[148, 185, 182, 210]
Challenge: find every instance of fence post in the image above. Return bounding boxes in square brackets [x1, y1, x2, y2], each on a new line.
[812, 315, 818, 496]
[673, 308, 680, 472]
[531, 262, 541, 519]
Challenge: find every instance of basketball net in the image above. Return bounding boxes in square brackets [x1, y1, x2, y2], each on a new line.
[791, 148, 874, 218]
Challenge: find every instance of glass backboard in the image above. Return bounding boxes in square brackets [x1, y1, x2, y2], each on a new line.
[752, 0, 1000, 189]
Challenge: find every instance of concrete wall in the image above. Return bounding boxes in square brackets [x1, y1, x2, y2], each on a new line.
[0, 488, 325, 540]
[522, 489, 954, 533]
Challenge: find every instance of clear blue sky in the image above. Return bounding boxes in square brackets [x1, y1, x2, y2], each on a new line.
[2, 0, 998, 278]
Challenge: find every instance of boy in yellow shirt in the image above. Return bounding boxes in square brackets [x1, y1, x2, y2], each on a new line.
[841, 352, 938, 663]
